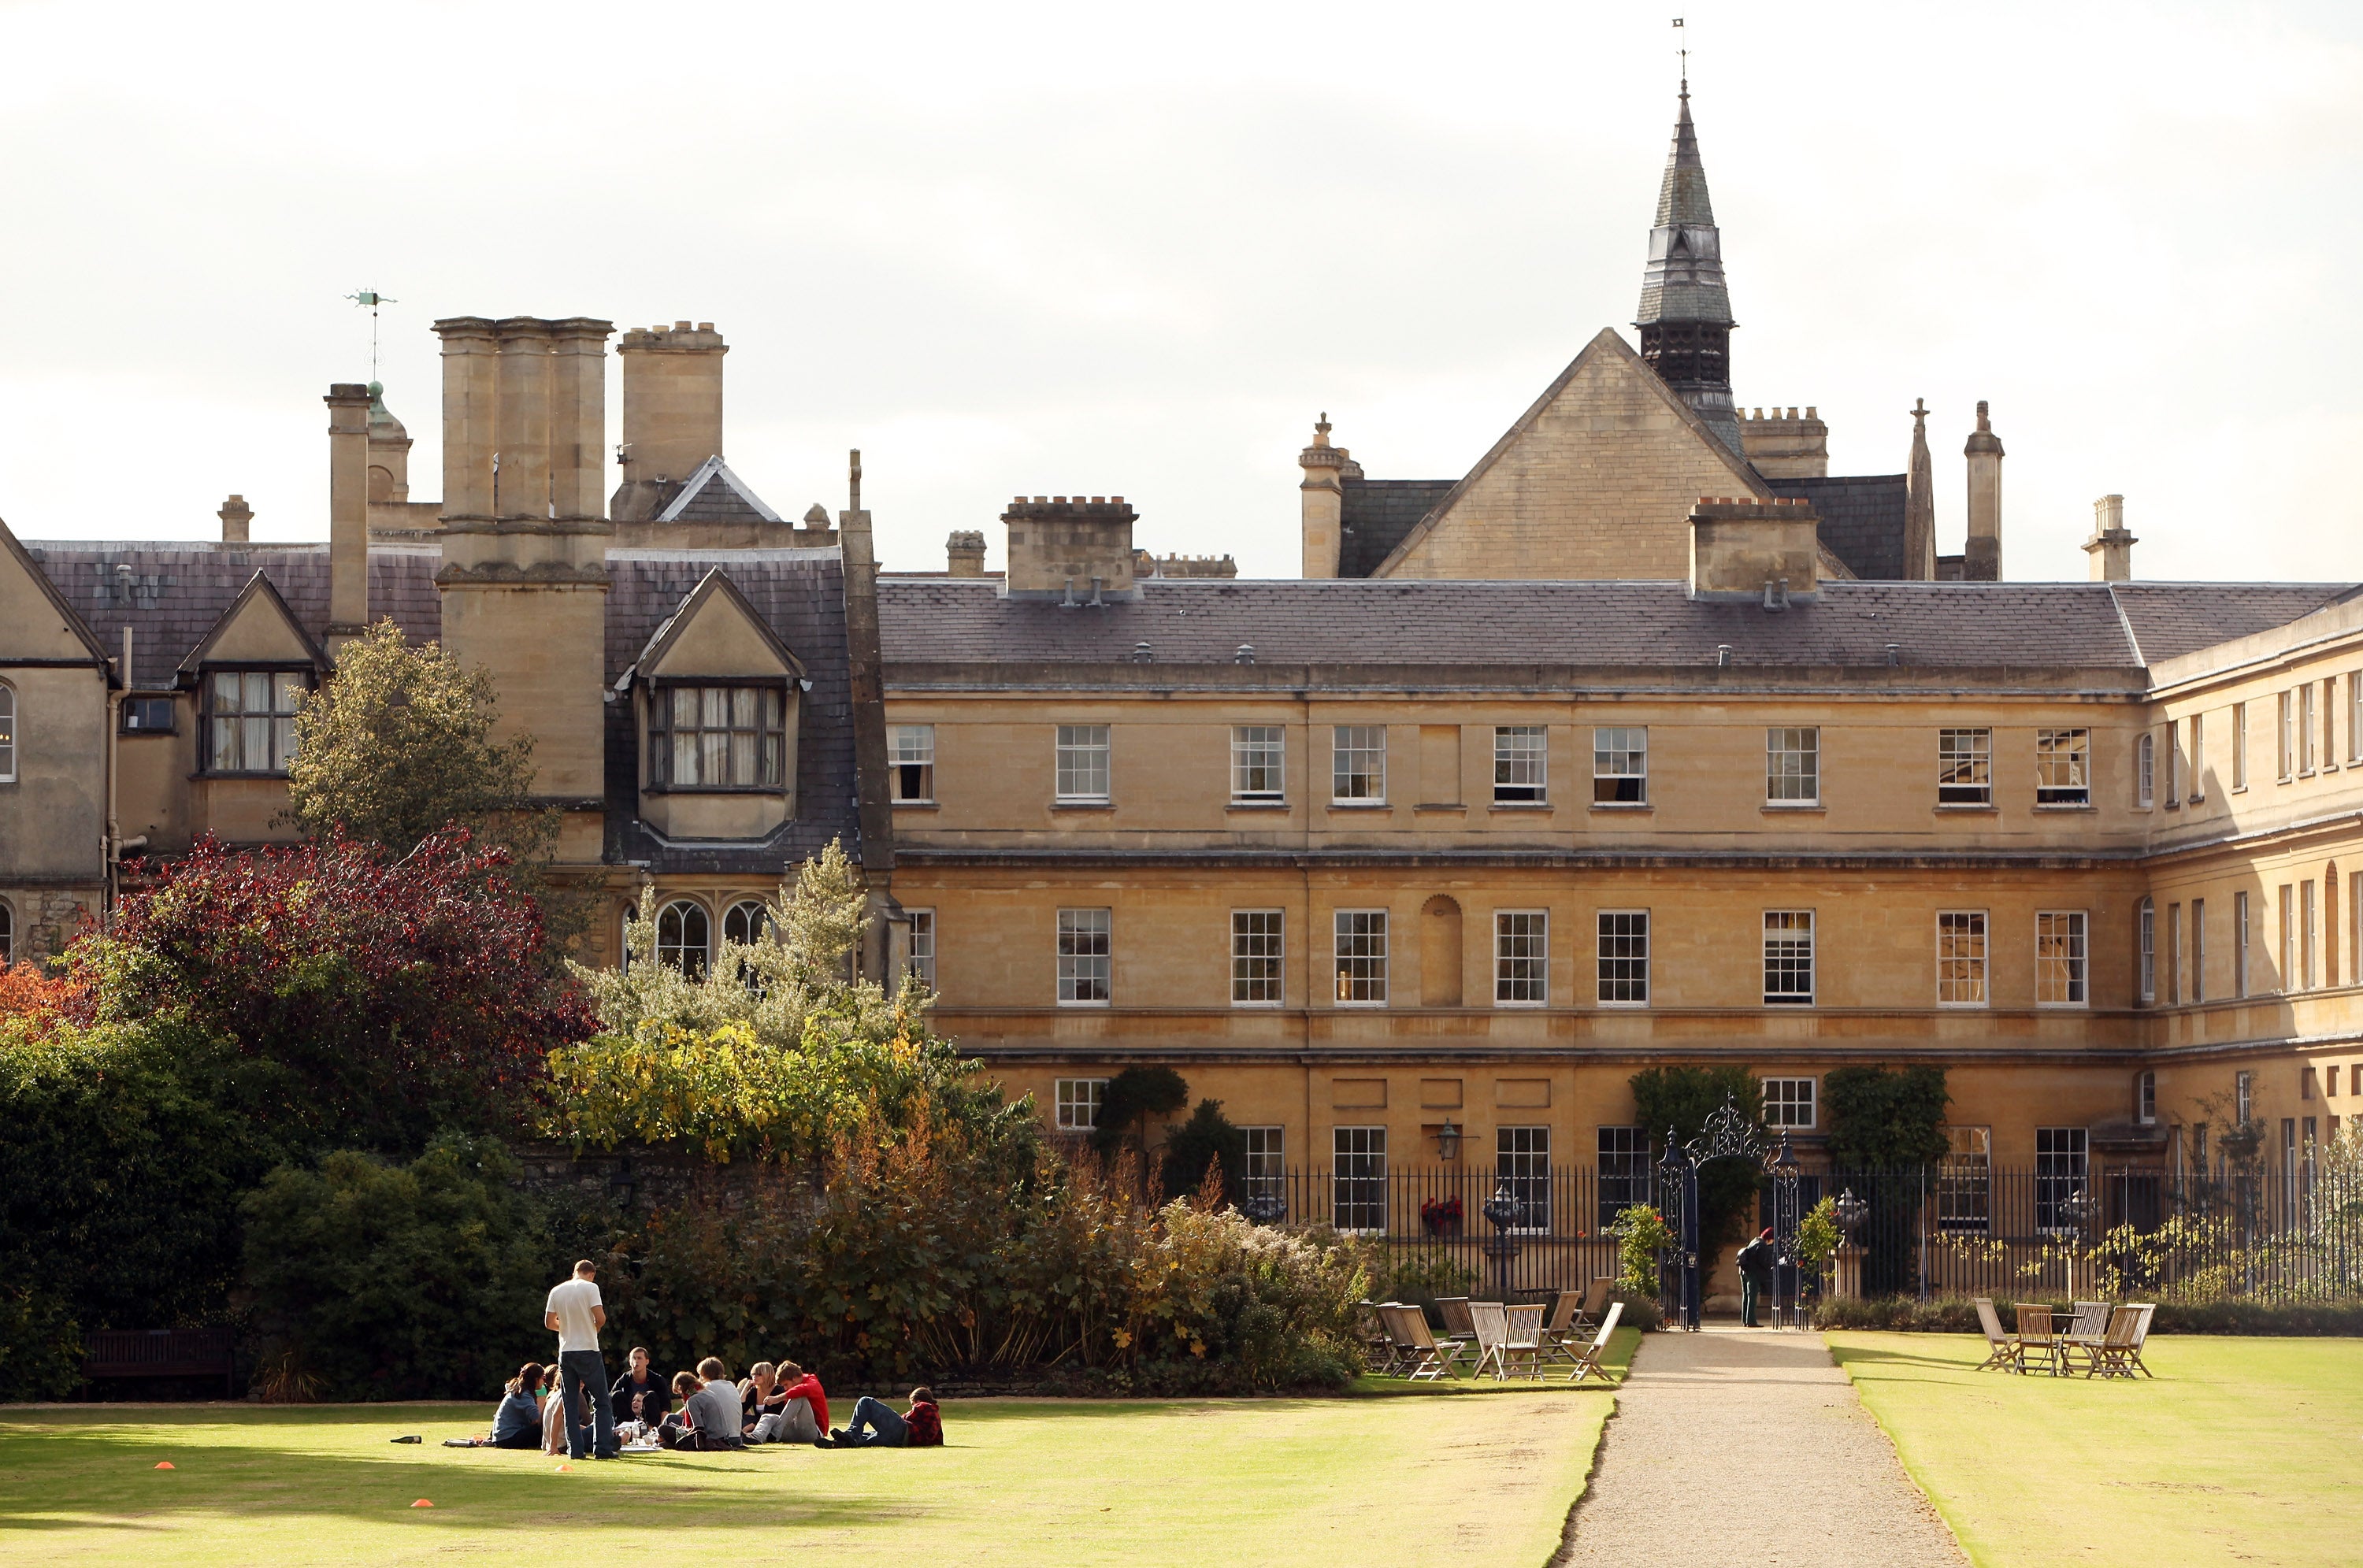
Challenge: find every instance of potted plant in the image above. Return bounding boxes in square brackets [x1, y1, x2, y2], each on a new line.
[1419, 1195, 1464, 1236]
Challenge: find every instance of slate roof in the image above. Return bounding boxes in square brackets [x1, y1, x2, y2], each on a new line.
[604, 548, 861, 873]
[655, 458, 783, 525]
[1337, 478, 1455, 579]
[20, 543, 440, 688]
[878, 576, 2363, 675]
[1768, 475, 1910, 581]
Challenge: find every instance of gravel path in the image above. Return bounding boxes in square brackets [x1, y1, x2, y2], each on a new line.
[1555, 1327, 1968, 1567]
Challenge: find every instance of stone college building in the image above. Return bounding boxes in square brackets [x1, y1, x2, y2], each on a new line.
[2, 85, 2358, 1242]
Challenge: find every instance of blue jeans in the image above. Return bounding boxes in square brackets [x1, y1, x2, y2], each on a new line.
[841, 1396, 908, 1448]
[558, 1349, 616, 1459]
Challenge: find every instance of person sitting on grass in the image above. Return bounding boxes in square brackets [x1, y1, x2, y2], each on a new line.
[540, 1363, 572, 1456]
[655, 1371, 701, 1450]
[827, 1388, 941, 1450]
[738, 1361, 785, 1442]
[611, 1346, 669, 1434]
[666, 1358, 744, 1452]
[447, 1363, 548, 1448]
[765, 1359, 828, 1445]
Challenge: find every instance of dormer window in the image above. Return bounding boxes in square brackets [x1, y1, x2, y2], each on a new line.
[203, 669, 307, 775]
[648, 684, 786, 790]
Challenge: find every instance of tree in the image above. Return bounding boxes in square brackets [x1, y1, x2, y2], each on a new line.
[72, 828, 598, 1155]
[1629, 1064, 1764, 1291]
[1092, 1066, 1189, 1158]
[1823, 1066, 1951, 1170]
[282, 621, 539, 857]
[1160, 1099, 1248, 1202]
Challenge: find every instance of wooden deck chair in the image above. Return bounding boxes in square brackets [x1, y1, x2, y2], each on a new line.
[1578, 1276, 1616, 1331]
[1501, 1305, 1546, 1381]
[1435, 1296, 1477, 1344]
[2060, 1300, 2112, 1374]
[1357, 1301, 1401, 1373]
[2120, 1303, 2157, 1378]
[1567, 1301, 1624, 1384]
[1389, 1304, 1455, 1381]
[2014, 1303, 2066, 1377]
[1972, 1297, 2015, 1371]
[2087, 1305, 2141, 1379]
[1539, 1290, 1586, 1367]
[1467, 1300, 1510, 1380]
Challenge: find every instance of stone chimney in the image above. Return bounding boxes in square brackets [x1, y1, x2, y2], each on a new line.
[1963, 400, 2004, 582]
[1903, 398, 1936, 580]
[946, 530, 987, 577]
[1738, 406, 1829, 480]
[2084, 494, 2136, 582]
[324, 384, 372, 647]
[1686, 496, 1821, 603]
[1003, 496, 1140, 602]
[1298, 414, 1355, 578]
[614, 322, 726, 521]
[217, 494, 252, 544]
[436, 317, 612, 523]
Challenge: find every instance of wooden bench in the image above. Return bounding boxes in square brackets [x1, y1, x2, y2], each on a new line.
[82, 1329, 235, 1398]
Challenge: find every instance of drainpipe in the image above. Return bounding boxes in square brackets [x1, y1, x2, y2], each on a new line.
[106, 625, 128, 924]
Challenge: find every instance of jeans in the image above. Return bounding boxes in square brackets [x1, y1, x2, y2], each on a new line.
[755, 1397, 821, 1444]
[1740, 1277, 1763, 1328]
[558, 1349, 617, 1459]
[840, 1396, 908, 1448]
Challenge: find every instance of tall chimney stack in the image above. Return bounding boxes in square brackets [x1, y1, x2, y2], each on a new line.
[218, 494, 252, 544]
[325, 384, 372, 647]
[2084, 495, 2136, 582]
[614, 321, 727, 521]
[945, 530, 987, 577]
[1962, 399, 2004, 582]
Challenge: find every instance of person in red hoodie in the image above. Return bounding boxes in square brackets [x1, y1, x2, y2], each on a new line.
[826, 1387, 941, 1449]
[770, 1360, 830, 1446]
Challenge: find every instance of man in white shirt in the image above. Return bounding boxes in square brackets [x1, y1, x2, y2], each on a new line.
[544, 1260, 617, 1460]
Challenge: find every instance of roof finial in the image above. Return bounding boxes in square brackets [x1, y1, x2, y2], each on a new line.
[1674, 16, 1686, 98]
[848, 448, 862, 513]
[1911, 396, 1928, 431]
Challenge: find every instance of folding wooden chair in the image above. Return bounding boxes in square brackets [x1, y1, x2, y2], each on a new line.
[2014, 1303, 2067, 1377]
[1435, 1296, 1477, 1344]
[1389, 1303, 1459, 1381]
[1567, 1301, 1624, 1384]
[1578, 1276, 1616, 1333]
[1467, 1300, 1510, 1380]
[1972, 1297, 2016, 1372]
[1539, 1290, 1586, 1369]
[1500, 1304, 1546, 1381]
[1356, 1301, 1400, 1374]
[2119, 1303, 2157, 1378]
[2086, 1305, 2141, 1379]
[2059, 1300, 2112, 1374]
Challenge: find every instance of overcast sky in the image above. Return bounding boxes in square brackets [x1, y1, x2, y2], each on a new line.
[1, 1, 2357, 583]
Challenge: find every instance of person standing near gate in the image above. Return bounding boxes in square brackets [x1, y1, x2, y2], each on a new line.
[544, 1260, 618, 1459]
[1736, 1228, 1776, 1328]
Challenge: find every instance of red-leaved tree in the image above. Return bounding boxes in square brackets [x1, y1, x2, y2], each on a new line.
[70, 828, 597, 1154]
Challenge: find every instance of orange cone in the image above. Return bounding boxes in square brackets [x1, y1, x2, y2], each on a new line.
[154, 1462, 175, 1470]
[555, 1463, 573, 1471]
[411, 1499, 434, 1508]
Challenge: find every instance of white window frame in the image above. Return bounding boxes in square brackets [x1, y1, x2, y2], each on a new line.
[1597, 910, 1650, 1006]
[1765, 727, 1820, 805]
[2035, 1127, 2090, 1233]
[1938, 910, 1989, 1007]
[2278, 691, 2295, 780]
[1230, 910, 1284, 1006]
[2302, 879, 2318, 991]
[2136, 1070, 2157, 1127]
[1330, 725, 1386, 803]
[0, 682, 14, 783]
[1761, 1077, 1817, 1130]
[2168, 901, 2183, 1004]
[2137, 898, 2156, 1004]
[2189, 712, 2205, 801]
[1332, 1126, 1388, 1233]
[1230, 725, 1285, 803]
[2135, 732, 2154, 808]
[1332, 910, 1389, 1005]
[721, 899, 770, 949]
[2350, 673, 2362, 765]
[2236, 1069, 2254, 1125]
[1054, 725, 1111, 803]
[1496, 1125, 1551, 1233]
[2235, 890, 2251, 997]
[2036, 910, 2089, 1007]
[1938, 1125, 1993, 1234]
[2191, 897, 2206, 1003]
[1493, 910, 1549, 1006]
[888, 724, 936, 804]
[2299, 684, 2318, 773]
[1939, 727, 1992, 806]
[2280, 884, 2296, 994]
[1057, 907, 1112, 1005]
[1055, 1077, 1107, 1132]
[1593, 726, 1648, 805]
[1492, 725, 1548, 805]
[2035, 728, 2091, 806]
[903, 907, 936, 991]
[2232, 701, 2250, 790]
[1242, 1126, 1285, 1202]
[655, 899, 711, 977]
[1763, 910, 1815, 1006]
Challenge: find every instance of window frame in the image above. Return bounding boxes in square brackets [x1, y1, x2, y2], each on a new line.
[2135, 732, 2155, 808]
[1493, 910, 1549, 1006]
[2035, 1126, 2091, 1234]
[1764, 726, 1820, 806]
[2278, 691, 2295, 780]
[1055, 1077, 1107, 1132]
[1330, 725, 1387, 805]
[1597, 1125, 1649, 1229]
[2035, 728, 2092, 807]
[1763, 910, 1816, 1006]
[2236, 890, 2251, 997]
[1761, 1077, 1818, 1130]
[199, 664, 311, 777]
[1056, 906, 1112, 1005]
[888, 723, 936, 804]
[1592, 725, 1648, 806]
[0, 898, 11, 966]
[0, 681, 13, 784]
[1597, 909, 1650, 1006]
[2137, 898, 2156, 1004]
[1938, 1125, 1993, 1234]
[1331, 1125, 1389, 1233]
[1332, 909, 1389, 1006]
[1938, 910, 1990, 1007]
[1230, 909, 1285, 1006]
[655, 899, 712, 977]
[1054, 724, 1111, 804]
[1939, 727, 1993, 806]
[903, 907, 936, 992]
[2191, 897, 2206, 1003]
[1242, 1126, 1285, 1203]
[1230, 725, 1285, 803]
[2232, 701, 2249, 790]
[645, 679, 789, 792]
[121, 694, 176, 736]
[1496, 1125, 1551, 1233]
[721, 899, 770, 948]
[2036, 910, 2090, 1008]
[1492, 725, 1549, 805]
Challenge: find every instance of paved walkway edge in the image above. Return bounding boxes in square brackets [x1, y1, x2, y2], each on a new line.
[1548, 1333, 1641, 1566]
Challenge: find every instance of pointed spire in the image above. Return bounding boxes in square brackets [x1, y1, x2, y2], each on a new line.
[1904, 398, 1937, 580]
[1653, 78, 1717, 231]
[1636, 76, 1740, 456]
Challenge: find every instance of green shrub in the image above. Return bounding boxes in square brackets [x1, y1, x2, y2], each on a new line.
[1369, 1252, 1478, 1322]
[240, 1136, 569, 1400]
[1812, 1293, 2363, 1336]
[0, 1286, 83, 1402]
[1159, 1099, 1248, 1203]
[1612, 1204, 1672, 1299]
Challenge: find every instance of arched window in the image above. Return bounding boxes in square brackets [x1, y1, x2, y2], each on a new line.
[0, 899, 13, 966]
[656, 900, 711, 977]
[722, 900, 770, 947]
[0, 682, 16, 784]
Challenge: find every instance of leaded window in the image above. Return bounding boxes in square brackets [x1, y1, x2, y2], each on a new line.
[650, 684, 785, 788]
[204, 669, 306, 774]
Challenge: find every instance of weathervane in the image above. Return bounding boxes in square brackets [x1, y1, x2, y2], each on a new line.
[347, 289, 397, 386]
[1673, 17, 1686, 92]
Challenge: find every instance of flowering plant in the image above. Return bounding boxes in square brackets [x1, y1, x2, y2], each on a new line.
[1419, 1195, 1464, 1233]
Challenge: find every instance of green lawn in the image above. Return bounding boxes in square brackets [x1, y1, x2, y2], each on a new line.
[1829, 1332, 2363, 1568]
[0, 1339, 1634, 1568]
